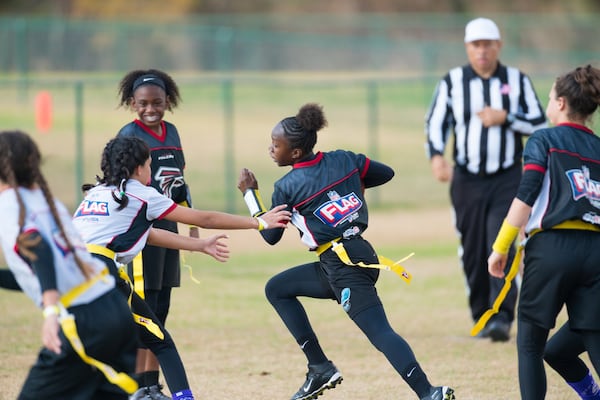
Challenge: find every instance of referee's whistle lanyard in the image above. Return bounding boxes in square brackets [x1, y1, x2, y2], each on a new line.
[55, 264, 138, 394]
[316, 238, 414, 284]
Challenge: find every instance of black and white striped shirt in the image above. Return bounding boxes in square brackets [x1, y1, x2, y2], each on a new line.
[425, 63, 547, 176]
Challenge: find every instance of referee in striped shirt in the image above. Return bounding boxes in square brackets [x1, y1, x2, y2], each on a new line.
[425, 17, 547, 342]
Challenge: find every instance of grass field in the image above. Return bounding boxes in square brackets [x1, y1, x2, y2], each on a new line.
[0, 71, 592, 399]
[0, 209, 582, 399]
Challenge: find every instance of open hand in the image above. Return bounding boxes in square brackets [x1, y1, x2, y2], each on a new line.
[201, 233, 230, 262]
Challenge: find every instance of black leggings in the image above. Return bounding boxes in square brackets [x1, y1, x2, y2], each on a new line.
[95, 255, 190, 394]
[518, 319, 600, 399]
[265, 262, 418, 378]
[544, 321, 588, 383]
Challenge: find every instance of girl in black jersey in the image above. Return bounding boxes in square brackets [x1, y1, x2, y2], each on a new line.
[0, 130, 137, 400]
[117, 69, 197, 400]
[488, 65, 600, 399]
[238, 103, 455, 400]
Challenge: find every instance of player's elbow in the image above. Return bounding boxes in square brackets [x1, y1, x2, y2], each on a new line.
[261, 229, 284, 245]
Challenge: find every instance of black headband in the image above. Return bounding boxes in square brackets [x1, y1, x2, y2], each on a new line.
[132, 74, 166, 92]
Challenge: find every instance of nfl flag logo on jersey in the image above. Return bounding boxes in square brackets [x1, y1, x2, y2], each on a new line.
[314, 191, 363, 227]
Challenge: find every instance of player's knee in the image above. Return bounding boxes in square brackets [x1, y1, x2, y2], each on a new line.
[264, 277, 279, 303]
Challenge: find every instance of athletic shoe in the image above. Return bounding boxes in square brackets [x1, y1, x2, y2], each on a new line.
[129, 384, 170, 400]
[420, 386, 455, 400]
[129, 387, 151, 400]
[290, 361, 343, 400]
[147, 384, 171, 400]
[487, 320, 511, 342]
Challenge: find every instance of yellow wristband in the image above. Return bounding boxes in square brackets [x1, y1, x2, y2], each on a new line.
[42, 305, 60, 319]
[492, 219, 520, 255]
[255, 216, 268, 231]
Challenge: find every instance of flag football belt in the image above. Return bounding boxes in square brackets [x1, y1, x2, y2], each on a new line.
[86, 244, 164, 340]
[58, 306, 138, 394]
[315, 238, 413, 284]
[471, 220, 600, 337]
[54, 266, 137, 394]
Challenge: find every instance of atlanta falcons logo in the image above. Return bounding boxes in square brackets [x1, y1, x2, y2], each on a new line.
[154, 167, 185, 199]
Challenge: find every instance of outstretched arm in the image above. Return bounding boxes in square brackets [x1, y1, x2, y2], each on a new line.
[164, 202, 290, 231]
[147, 228, 230, 262]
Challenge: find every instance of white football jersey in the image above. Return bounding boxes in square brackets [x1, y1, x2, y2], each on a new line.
[0, 187, 114, 307]
[72, 179, 176, 264]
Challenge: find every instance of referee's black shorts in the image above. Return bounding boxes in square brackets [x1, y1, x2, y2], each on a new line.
[520, 229, 600, 331]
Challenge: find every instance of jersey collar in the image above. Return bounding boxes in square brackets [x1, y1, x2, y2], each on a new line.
[293, 152, 323, 169]
[557, 122, 594, 134]
[134, 119, 167, 142]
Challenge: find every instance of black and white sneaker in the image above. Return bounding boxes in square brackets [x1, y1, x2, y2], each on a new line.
[290, 361, 343, 400]
[421, 386, 455, 400]
[146, 384, 171, 400]
[129, 384, 171, 400]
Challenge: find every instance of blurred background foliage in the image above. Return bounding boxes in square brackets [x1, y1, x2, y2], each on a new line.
[0, 1, 599, 212]
[1, 0, 599, 15]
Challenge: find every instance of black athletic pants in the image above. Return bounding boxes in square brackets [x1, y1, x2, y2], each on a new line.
[19, 289, 137, 400]
[265, 255, 433, 397]
[450, 165, 519, 324]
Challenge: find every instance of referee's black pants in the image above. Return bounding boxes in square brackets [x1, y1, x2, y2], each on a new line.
[450, 165, 519, 324]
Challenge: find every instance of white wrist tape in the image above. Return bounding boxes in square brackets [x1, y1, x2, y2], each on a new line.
[256, 216, 268, 231]
[42, 304, 60, 319]
[243, 189, 267, 217]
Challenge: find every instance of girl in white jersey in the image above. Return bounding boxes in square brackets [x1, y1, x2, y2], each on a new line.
[0, 130, 138, 400]
[73, 135, 290, 400]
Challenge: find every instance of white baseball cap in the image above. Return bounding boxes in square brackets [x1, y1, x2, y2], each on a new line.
[464, 18, 501, 43]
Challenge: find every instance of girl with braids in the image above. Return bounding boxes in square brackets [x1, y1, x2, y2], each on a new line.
[73, 135, 290, 400]
[0, 130, 138, 400]
[487, 64, 600, 399]
[116, 69, 196, 399]
[237, 103, 455, 400]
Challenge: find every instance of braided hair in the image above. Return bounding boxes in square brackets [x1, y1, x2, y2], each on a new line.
[93, 136, 150, 210]
[0, 130, 93, 279]
[117, 68, 181, 112]
[280, 103, 328, 154]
